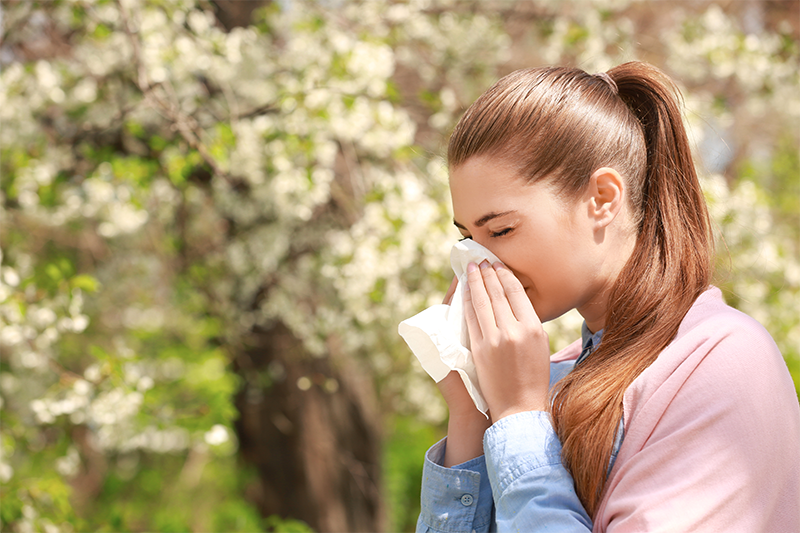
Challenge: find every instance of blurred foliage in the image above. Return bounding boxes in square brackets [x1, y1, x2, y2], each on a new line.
[739, 134, 800, 232]
[0, 0, 798, 532]
[383, 415, 442, 533]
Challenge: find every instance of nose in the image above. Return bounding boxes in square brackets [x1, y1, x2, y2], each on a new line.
[467, 238, 505, 269]
[467, 236, 495, 256]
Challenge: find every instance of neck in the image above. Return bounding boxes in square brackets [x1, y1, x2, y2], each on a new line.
[580, 222, 637, 333]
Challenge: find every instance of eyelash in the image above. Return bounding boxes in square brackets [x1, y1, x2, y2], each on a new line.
[459, 228, 513, 241]
[490, 228, 513, 238]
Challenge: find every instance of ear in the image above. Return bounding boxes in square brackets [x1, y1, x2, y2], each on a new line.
[588, 167, 625, 229]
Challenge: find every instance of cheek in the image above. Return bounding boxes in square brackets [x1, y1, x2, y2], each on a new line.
[494, 251, 538, 287]
[514, 249, 573, 294]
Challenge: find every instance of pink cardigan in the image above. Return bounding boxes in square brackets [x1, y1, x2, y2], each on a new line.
[552, 286, 800, 532]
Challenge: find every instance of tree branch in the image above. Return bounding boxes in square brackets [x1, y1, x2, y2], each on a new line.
[116, 0, 238, 186]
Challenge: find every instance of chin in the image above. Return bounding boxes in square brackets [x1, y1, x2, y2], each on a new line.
[528, 296, 571, 324]
[538, 311, 559, 324]
[526, 296, 552, 322]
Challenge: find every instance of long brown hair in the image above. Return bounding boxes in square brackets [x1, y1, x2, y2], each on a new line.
[448, 62, 714, 515]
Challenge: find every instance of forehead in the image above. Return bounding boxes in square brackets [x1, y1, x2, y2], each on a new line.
[449, 154, 575, 230]
[449, 156, 529, 211]
[450, 156, 528, 195]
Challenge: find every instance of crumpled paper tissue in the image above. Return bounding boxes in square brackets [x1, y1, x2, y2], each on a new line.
[398, 239, 500, 417]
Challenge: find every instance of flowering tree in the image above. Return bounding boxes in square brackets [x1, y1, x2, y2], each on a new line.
[0, 0, 797, 532]
[0, 0, 509, 530]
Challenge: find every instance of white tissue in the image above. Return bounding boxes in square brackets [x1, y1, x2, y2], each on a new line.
[398, 239, 501, 417]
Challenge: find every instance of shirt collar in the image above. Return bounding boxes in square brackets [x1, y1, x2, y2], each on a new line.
[577, 322, 604, 365]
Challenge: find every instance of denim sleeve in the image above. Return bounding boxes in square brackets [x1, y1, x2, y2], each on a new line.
[418, 361, 584, 532]
[484, 411, 592, 532]
[416, 438, 495, 533]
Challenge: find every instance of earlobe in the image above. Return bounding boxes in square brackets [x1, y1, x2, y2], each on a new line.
[589, 167, 625, 229]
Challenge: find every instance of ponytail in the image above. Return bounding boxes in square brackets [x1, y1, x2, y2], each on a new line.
[549, 62, 714, 514]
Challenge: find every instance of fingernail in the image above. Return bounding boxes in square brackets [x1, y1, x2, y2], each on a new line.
[479, 260, 490, 270]
[492, 262, 504, 271]
[467, 262, 477, 273]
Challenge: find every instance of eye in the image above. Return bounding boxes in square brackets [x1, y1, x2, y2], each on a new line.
[489, 228, 514, 238]
[458, 235, 471, 242]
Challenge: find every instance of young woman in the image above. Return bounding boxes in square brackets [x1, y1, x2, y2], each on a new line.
[416, 62, 800, 532]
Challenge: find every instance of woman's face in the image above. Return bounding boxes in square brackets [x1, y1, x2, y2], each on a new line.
[450, 155, 614, 328]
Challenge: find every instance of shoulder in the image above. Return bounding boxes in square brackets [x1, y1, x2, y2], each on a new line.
[675, 286, 775, 347]
[601, 287, 800, 533]
[623, 286, 798, 446]
[674, 286, 767, 340]
[655, 286, 784, 380]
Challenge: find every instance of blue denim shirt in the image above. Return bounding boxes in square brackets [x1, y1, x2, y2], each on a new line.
[417, 325, 618, 533]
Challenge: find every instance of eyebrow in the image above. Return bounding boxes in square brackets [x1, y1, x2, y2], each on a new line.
[453, 210, 516, 230]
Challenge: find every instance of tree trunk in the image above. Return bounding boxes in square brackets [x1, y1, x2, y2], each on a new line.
[234, 322, 384, 532]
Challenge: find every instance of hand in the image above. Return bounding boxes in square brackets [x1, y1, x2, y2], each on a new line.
[442, 275, 458, 305]
[464, 260, 551, 421]
[437, 371, 492, 466]
[437, 275, 482, 418]
[436, 369, 485, 420]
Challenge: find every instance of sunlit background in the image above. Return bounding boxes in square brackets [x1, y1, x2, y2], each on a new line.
[0, 0, 798, 531]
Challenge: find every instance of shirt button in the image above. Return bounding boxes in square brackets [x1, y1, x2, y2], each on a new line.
[460, 493, 474, 506]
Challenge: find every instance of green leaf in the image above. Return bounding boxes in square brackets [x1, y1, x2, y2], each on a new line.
[71, 274, 100, 293]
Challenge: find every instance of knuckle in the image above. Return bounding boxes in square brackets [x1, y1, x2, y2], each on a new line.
[519, 319, 542, 334]
[504, 328, 522, 344]
[525, 324, 548, 343]
[487, 335, 503, 350]
[472, 297, 491, 311]
[505, 282, 526, 296]
[462, 306, 475, 321]
[494, 327, 517, 345]
[488, 287, 506, 302]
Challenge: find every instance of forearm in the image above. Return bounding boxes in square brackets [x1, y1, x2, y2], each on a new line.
[443, 410, 492, 467]
[436, 371, 493, 467]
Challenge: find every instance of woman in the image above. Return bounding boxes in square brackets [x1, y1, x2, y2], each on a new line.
[416, 62, 800, 532]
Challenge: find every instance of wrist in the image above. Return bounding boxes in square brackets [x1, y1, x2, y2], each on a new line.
[443, 410, 491, 467]
[447, 402, 489, 422]
[491, 398, 548, 423]
[448, 409, 492, 430]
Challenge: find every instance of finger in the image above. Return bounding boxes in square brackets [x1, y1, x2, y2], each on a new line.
[493, 262, 540, 324]
[462, 263, 486, 340]
[442, 275, 458, 305]
[480, 260, 517, 326]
